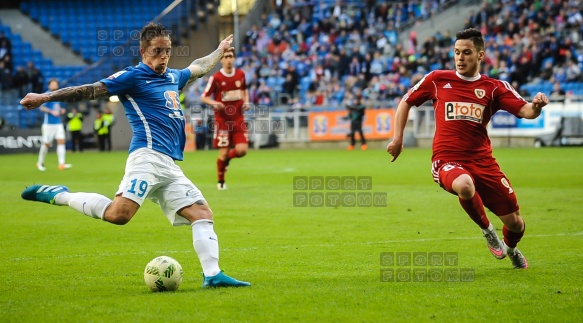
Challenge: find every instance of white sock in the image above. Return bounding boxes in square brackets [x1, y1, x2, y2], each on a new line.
[38, 145, 48, 165]
[192, 219, 220, 277]
[54, 192, 111, 219]
[481, 223, 494, 234]
[57, 144, 66, 165]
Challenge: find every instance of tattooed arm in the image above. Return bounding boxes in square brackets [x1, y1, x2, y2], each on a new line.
[187, 34, 234, 83]
[20, 82, 110, 110]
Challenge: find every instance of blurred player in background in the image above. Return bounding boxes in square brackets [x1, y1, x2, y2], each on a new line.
[37, 78, 71, 171]
[20, 23, 250, 288]
[387, 28, 549, 269]
[201, 49, 249, 190]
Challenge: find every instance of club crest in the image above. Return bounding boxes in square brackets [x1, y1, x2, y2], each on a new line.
[475, 89, 485, 99]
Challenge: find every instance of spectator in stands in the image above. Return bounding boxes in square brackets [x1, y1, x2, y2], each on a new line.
[549, 81, 567, 103]
[0, 61, 11, 92]
[565, 59, 581, 82]
[26, 62, 44, 94]
[0, 32, 10, 53]
[0, 38, 10, 62]
[2, 53, 12, 73]
[13, 66, 29, 98]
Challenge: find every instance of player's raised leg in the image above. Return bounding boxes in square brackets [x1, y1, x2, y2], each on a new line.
[439, 164, 506, 259]
[178, 201, 250, 287]
[499, 212, 528, 269]
[21, 184, 112, 219]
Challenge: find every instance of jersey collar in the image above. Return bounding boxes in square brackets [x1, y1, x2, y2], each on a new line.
[455, 71, 481, 82]
[138, 62, 168, 78]
[219, 68, 236, 77]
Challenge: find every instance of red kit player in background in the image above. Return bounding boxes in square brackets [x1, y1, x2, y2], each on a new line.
[201, 49, 249, 190]
[387, 28, 549, 269]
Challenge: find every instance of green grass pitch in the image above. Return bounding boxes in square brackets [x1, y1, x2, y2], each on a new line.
[1, 147, 582, 322]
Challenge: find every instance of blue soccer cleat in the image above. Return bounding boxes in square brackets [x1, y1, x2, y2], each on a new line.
[202, 271, 251, 288]
[21, 185, 69, 205]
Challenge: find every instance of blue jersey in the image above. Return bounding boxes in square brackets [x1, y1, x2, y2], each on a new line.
[101, 62, 191, 161]
[42, 102, 63, 125]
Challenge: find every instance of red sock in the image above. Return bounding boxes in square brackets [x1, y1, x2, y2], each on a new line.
[503, 224, 525, 248]
[459, 194, 490, 230]
[227, 149, 239, 160]
[217, 158, 226, 182]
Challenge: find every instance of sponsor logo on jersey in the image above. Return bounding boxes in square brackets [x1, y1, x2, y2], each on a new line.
[313, 115, 328, 136]
[221, 89, 243, 102]
[445, 102, 485, 123]
[375, 113, 392, 134]
[443, 83, 452, 89]
[475, 89, 485, 99]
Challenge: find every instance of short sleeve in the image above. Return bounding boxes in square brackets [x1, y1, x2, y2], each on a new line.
[202, 75, 216, 97]
[403, 71, 435, 107]
[494, 80, 528, 117]
[177, 68, 191, 91]
[100, 69, 134, 96]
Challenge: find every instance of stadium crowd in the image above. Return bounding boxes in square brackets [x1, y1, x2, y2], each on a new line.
[186, 0, 582, 112]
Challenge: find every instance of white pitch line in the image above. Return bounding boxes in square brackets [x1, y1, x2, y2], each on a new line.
[7, 231, 583, 262]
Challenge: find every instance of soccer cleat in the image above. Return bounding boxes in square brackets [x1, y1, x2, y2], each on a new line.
[361, 144, 367, 151]
[202, 271, 251, 288]
[347, 145, 354, 151]
[508, 248, 528, 269]
[217, 182, 228, 190]
[482, 226, 507, 259]
[21, 185, 69, 205]
[36, 163, 46, 171]
[58, 163, 72, 170]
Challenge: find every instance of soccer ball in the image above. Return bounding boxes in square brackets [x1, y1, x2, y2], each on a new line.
[144, 256, 183, 292]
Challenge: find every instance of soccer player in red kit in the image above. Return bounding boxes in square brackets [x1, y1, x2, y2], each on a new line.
[201, 49, 249, 190]
[387, 28, 549, 269]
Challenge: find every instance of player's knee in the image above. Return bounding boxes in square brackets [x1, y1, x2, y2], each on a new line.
[502, 212, 524, 231]
[104, 205, 135, 225]
[237, 149, 247, 157]
[452, 175, 475, 199]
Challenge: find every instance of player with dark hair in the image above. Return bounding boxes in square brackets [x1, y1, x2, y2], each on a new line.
[20, 22, 250, 287]
[201, 48, 249, 190]
[387, 28, 549, 269]
[36, 78, 72, 171]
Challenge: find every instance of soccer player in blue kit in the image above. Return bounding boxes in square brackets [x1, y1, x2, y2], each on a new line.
[20, 23, 250, 288]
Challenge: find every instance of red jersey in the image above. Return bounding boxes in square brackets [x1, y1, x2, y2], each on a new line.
[404, 70, 527, 161]
[202, 68, 247, 121]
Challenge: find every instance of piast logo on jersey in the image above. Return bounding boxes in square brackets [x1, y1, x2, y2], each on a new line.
[445, 102, 485, 123]
[475, 89, 485, 99]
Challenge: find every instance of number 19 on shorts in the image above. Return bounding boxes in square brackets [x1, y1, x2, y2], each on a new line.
[127, 178, 149, 197]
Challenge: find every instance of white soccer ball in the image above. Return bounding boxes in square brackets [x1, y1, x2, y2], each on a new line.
[144, 256, 183, 292]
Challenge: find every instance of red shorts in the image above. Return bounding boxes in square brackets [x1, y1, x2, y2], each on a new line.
[431, 158, 519, 216]
[213, 119, 248, 148]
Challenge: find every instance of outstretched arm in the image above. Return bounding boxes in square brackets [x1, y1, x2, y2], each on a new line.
[518, 92, 549, 119]
[187, 34, 234, 83]
[20, 82, 110, 110]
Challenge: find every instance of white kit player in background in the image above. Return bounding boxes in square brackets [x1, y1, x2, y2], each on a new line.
[19, 23, 250, 288]
[37, 78, 72, 171]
